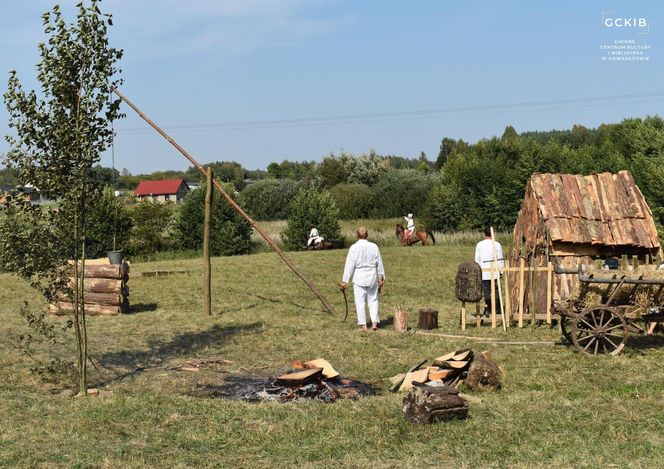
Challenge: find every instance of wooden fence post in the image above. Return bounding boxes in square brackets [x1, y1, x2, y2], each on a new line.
[546, 261, 553, 325]
[518, 257, 525, 328]
[204, 168, 213, 316]
[504, 260, 511, 327]
[461, 301, 466, 331]
[490, 264, 496, 329]
[531, 261, 538, 327]
[476, 303, 481, 328]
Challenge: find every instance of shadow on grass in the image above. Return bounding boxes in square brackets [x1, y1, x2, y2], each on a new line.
[217, 303, 259, 314]
[96, 322, 263, 382]
[626, 334, 664, 351]
[252, 294, 326, 314]
[126, 302, 159, 314]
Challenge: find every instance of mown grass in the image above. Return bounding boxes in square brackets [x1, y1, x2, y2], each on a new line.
[1, 241, 663, 468]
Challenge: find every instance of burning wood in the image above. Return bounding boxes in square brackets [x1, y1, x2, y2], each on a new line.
[191, 359, 374, 403]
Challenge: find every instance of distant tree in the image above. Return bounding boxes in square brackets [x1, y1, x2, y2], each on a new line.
[283, 188, 341, 250]
[370, 169, 438, 219]
[0, 167, 20, 186]
[330, 183, 372, 219]
[240, 178, 299, 220]
[311, 154, 349, 188]
[175, 183, 251, 256]
[266, 160, 315, 180]
[435, 138, 469, 169]
[92, 165, 120, 187]
[127, 200, 175, 255]
[86, 187, 132, 258]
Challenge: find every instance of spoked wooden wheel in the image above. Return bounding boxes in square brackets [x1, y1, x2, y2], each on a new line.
[571, 305, 629, 356]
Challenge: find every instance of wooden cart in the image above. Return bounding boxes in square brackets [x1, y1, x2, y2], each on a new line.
[556, 266, 664, 356]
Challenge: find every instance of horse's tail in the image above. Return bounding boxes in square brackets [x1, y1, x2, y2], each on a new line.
[426, 229, 436, 245]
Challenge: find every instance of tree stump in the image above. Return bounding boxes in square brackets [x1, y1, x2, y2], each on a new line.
[393, 308, 409, 332]
[402, 382, 468, 424]
[417, 308, 438, 330]
[465, 351, 501, 391]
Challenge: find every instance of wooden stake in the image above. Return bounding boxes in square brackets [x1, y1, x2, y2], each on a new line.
[490, 263, 496, 329]
[476, 303, 481, 329]
[490, 227, 507, 332]
[461, 301, 466, 330]
[504, 259, 511, 327]
[204, 168, 213, 316]
[111, 87, 337, 315]
[546, 261, 553, 325]
[518, 257, 525, 328]
[531, 260, 538, 327]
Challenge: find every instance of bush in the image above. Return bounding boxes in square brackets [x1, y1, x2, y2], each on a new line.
[329, 183, 372, 219]
[240, 178, 300, 221]
[85, 187, 133, 258]
[175, 183, 252, 256]
[282, 188, 342, 250]
[127, 200, 176, 255]
[370, 169, 438, 219]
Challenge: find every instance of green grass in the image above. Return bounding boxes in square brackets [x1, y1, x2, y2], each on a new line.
[1, 241, 663, 468]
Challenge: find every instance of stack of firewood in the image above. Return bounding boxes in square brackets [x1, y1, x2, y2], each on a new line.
[48, 259, 129, 316]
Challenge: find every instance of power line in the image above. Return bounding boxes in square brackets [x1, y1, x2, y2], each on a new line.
[116, 91, 664, 134]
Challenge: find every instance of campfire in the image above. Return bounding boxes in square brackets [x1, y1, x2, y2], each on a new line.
[192, 358, 374, 403]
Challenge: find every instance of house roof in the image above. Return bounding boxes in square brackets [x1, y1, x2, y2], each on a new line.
[528, 170, 660, 249]
[134, 179, 188, 196]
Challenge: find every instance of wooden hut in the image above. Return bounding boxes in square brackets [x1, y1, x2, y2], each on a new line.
[510, 170, 661, 317]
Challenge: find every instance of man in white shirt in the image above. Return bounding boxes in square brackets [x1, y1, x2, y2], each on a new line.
[403, 213, 415, 242]
[340, 227, 386, 331]
[474, 227, 504, 316]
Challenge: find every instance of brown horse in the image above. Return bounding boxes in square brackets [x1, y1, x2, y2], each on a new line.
[396, 224, 436, 246]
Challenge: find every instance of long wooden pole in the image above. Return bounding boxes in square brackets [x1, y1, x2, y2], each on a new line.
[204, 168, 213, 316]
[490, 227, 507, 332]
[112, 87, 336, 315]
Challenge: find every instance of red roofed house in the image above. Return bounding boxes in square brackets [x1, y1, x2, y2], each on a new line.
[134, 179, 190, 203]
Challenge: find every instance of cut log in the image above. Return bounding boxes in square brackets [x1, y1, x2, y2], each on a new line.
[303, 358, 339, 379]
[56, 292, 124, 306]
[68, 277, 124, 294]
[275, 368, 323, 385]
[465, 351, 501, 392]
[48, 302, 123, 316]
[402, 382, 469, 424]
[417, 308, 438, 330]
[68, 263, 129, 280]
[393, 308, 409, 332]
[399, 368, 429, 392]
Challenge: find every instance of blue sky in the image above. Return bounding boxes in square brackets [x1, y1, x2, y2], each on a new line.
[1, 0, 663, 173]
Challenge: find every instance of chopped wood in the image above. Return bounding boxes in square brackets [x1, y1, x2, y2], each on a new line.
[402, 383, 469, 424]
[68, 263, 129, 279]
[68, 277, 124, 294]
[389, 359, 427, 393]
[291, 360, 305, 369]
[275, 368, 323, 385]
[303, 358, 339, 379]
[442, 360, 469, 370]
[399, 368, 429, 392]
[48, 302, 124, 316]
[465, 351, 501, 392]
[56, 292, 124, 307]
[433, 351, 458, 363]
[451, 350, 473, 361]
[181, 366, 200, 372]
[428, 369, 453, 381]
[388, 373, 406, 385]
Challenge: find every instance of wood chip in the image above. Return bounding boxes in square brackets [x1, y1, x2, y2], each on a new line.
[275, 368, 323, 385]
[399, 368, 429, 392]
[303, 358, 339, 379]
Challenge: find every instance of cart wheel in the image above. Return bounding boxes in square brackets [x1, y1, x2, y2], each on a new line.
[571, 305, 628, 356]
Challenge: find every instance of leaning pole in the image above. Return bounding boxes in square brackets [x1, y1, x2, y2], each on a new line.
[112, 87, 336, 315]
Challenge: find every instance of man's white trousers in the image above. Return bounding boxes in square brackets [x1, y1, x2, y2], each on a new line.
[353, 283, 379, 325]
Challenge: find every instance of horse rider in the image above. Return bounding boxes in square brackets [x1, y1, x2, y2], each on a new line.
[403, 213, 415, 242]
[307, 224, 324, 248]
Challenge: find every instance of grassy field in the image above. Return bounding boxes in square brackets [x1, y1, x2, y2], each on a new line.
[1, 240, 663, 467]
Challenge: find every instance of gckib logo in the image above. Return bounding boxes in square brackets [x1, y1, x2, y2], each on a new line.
[602, 12, 649, 34]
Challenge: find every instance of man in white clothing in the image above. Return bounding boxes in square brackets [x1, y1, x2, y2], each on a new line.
[340, 227, 385, 331]
[403, 213, 415, 242]
[474, 227, 504, 316]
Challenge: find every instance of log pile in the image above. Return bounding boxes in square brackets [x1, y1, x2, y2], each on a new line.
[402, 383, 469, 424]
[48, 260, 130, 316]
[390, 349, 500, 392]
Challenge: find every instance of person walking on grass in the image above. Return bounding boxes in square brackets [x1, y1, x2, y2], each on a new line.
[475, 227, 504, 316]
[340, 226, 385, 332]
